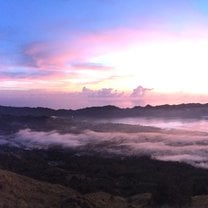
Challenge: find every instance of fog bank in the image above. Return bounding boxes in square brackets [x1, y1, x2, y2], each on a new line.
[2, 124, 208, 169]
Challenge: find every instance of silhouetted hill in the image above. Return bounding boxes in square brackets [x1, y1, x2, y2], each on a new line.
[1, 103, 208, 118]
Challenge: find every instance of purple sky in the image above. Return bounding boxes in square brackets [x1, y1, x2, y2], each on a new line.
[1, 0, 208, 109]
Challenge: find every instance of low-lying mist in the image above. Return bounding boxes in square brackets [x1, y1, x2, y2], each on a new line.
[99, 117, 208, 132]
[2, 117, 208, 169]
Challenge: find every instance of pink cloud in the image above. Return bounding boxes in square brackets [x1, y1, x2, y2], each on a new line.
[21, 28, 174, 71]
[70, 62, 113, 70]
[22, 41, 83, 69]
[131, 86, 152, 97]
[81, 86, 125, 99]
[21, 26, 208, 72]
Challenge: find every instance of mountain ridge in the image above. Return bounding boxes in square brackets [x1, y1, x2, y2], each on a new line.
[1, 103, 208, 118]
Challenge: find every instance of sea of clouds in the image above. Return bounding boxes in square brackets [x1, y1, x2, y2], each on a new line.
[1, 118, 208, 169]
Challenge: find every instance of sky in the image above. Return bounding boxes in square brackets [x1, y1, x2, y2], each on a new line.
[1, 0, 208, 109]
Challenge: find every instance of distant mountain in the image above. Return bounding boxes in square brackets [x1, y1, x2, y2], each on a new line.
[1, 103, 208, 119]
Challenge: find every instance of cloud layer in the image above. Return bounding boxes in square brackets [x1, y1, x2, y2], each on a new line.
[2, 118, 208, 169]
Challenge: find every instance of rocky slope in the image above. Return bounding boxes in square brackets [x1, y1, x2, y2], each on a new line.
[0, 168, 78, 208]
[0, 168, 153, 208]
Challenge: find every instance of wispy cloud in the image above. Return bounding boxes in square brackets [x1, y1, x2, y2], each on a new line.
[0, 67, 52, 79]
[70, 62, 113, 70]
